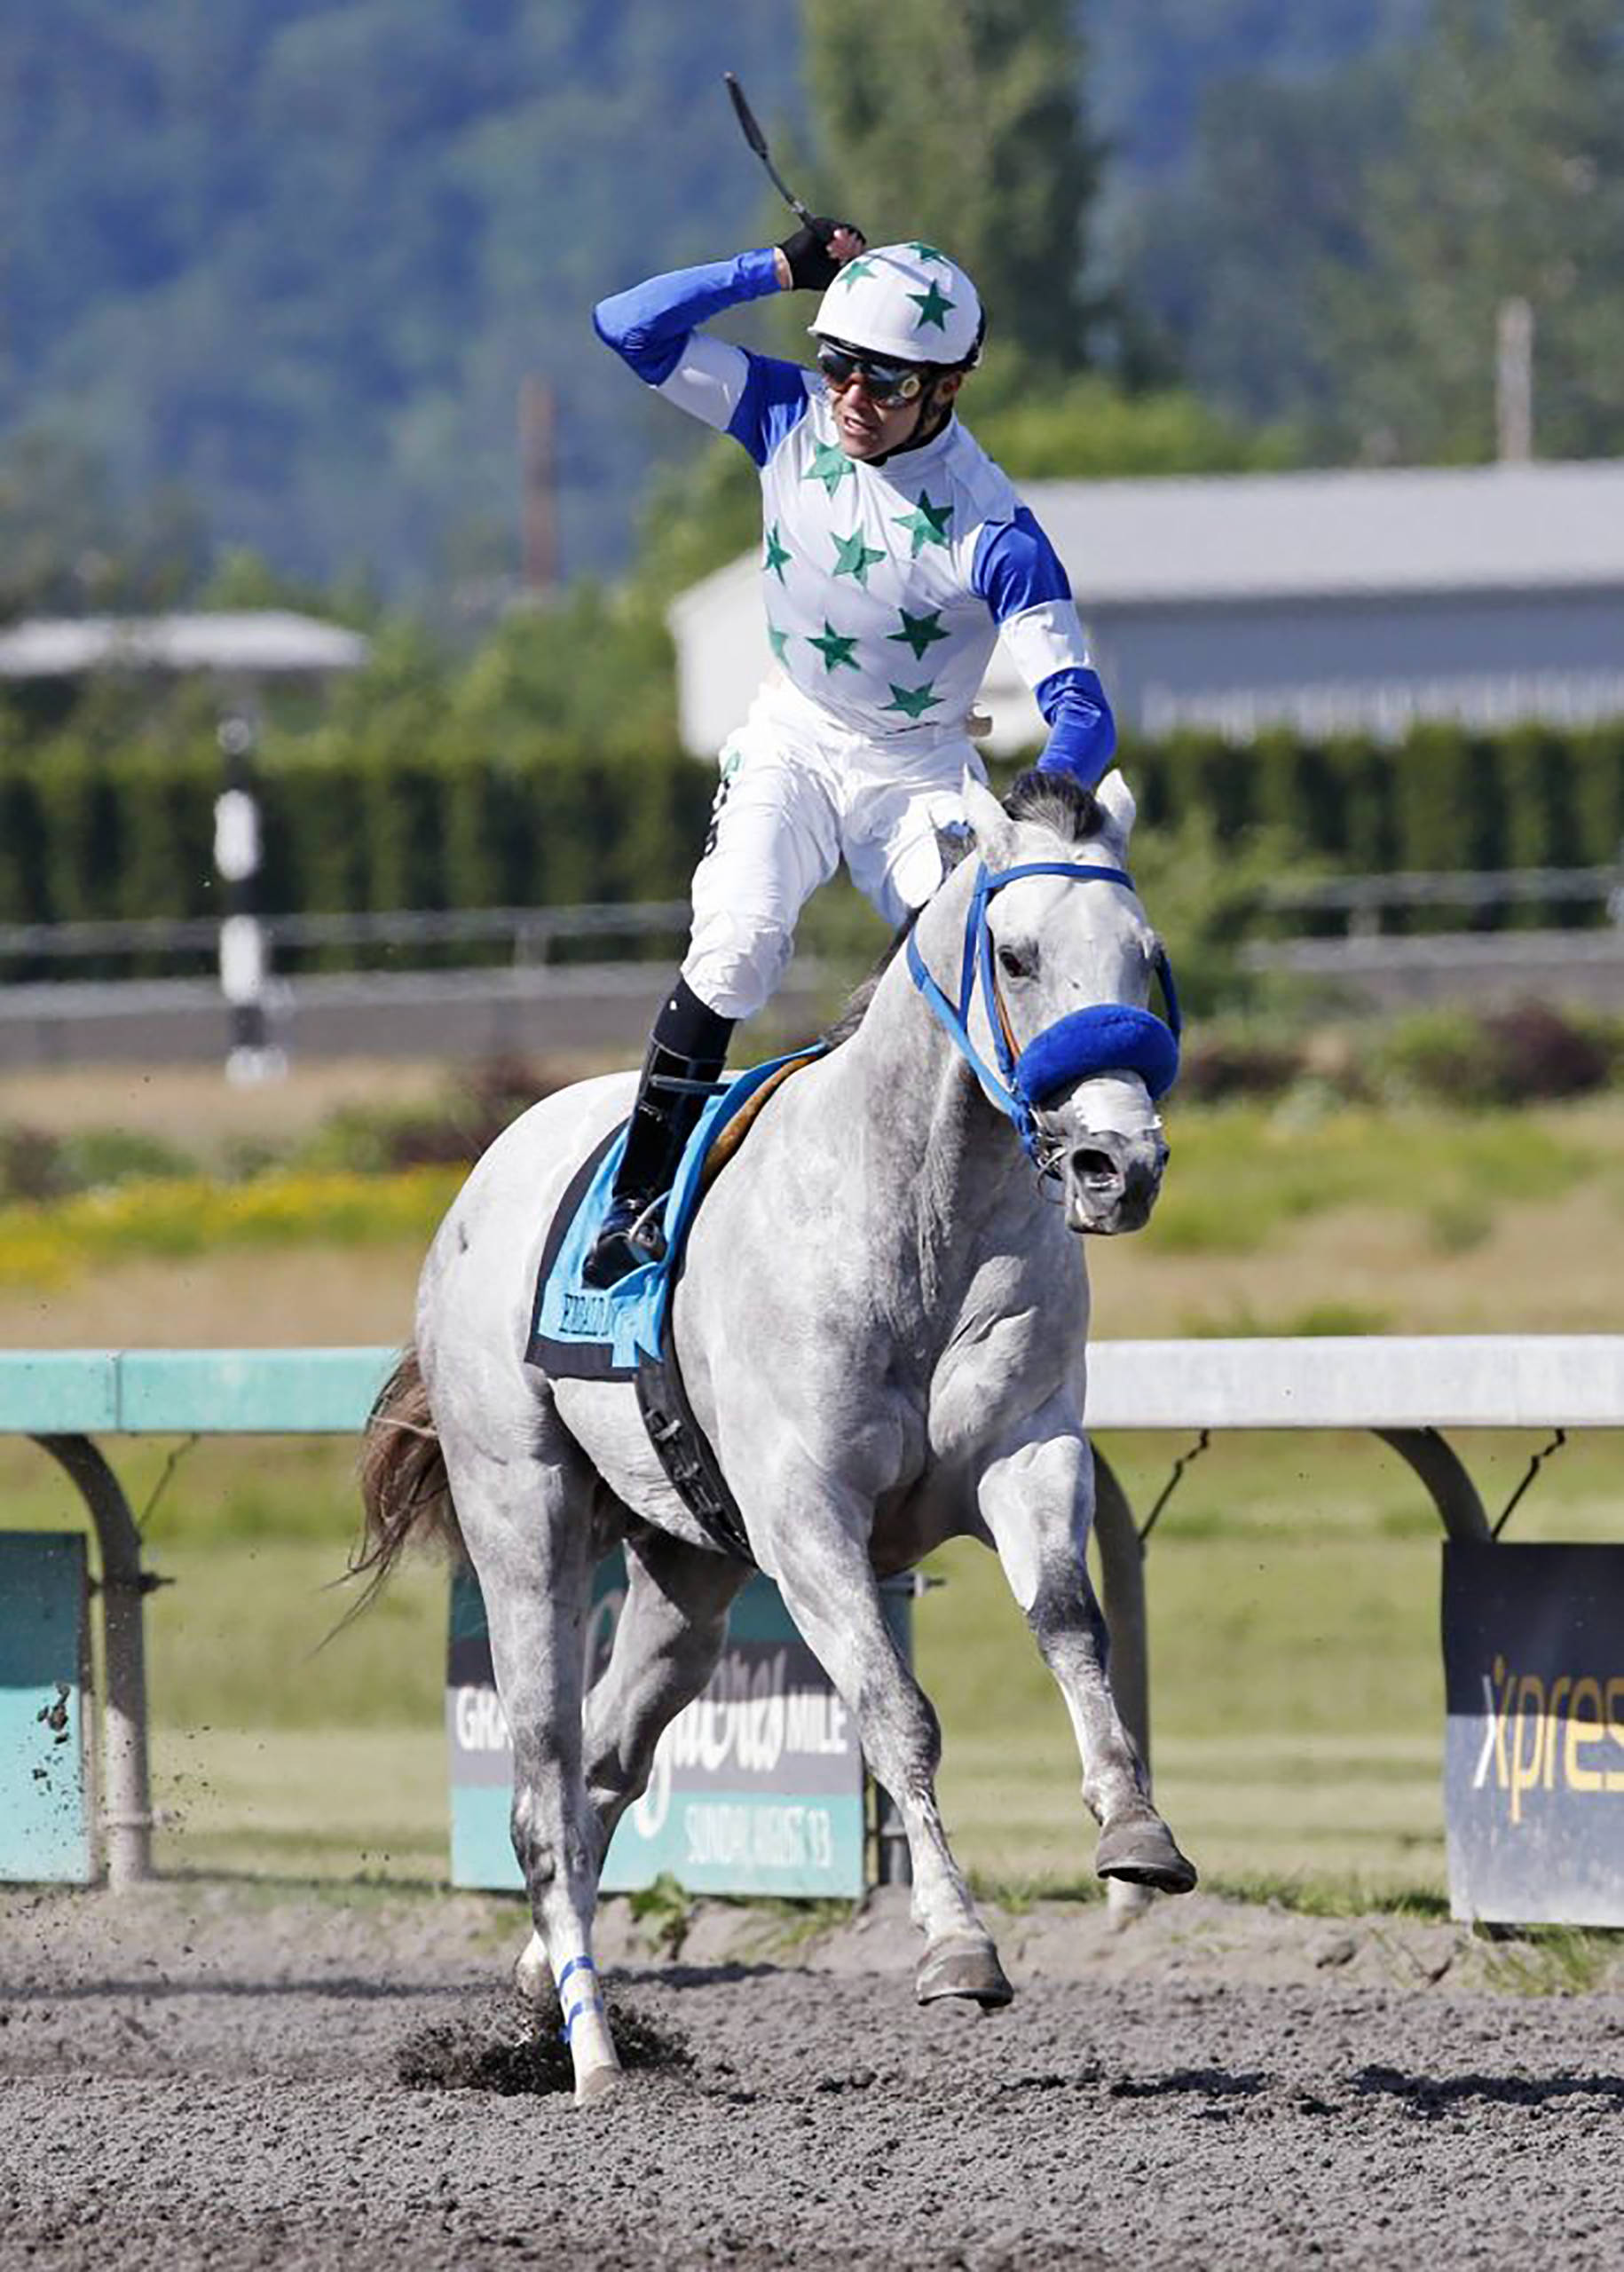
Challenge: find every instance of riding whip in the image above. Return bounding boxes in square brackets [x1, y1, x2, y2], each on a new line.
[722, 72, 816, 231]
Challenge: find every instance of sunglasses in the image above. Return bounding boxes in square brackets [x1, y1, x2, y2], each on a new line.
[816, 342, 927, 407]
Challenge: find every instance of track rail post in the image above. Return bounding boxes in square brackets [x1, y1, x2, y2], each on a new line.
[33, 1434, 154, 1888]
[1374, 1427, 1492, 1542]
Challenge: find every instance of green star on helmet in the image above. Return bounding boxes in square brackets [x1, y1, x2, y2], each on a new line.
[831, 527, 885, 587]
[838, 256, 877, 283]
[766, 619, 790, 664]
[805, 438, 855, 495]
[894, 491, 953, 557]
[808, 620, 860, 673]
[887, 607, 950, 662]
[883, 679, 943, 721]
[906, 242, 950, 266]
[763, 523, 791, 582]
[909, 280, 955, 332]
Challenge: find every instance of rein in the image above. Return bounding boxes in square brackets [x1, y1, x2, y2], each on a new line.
[905, 857, 1182, 1171]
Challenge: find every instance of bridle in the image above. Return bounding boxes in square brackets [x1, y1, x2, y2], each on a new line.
[905, 858, 1182, 1175]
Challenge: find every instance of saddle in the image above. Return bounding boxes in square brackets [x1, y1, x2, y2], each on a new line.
[526, 1047, 821, 1562]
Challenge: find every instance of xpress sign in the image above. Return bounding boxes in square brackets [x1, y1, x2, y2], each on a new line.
[448, 1556, 867, 1897]
[1443, 1543, 1624, 1927]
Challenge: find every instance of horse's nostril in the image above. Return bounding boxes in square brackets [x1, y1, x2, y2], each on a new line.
[1071, 1148, 1119, 1184]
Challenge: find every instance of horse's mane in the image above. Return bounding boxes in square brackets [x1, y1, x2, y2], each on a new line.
[1003, 767, 1105, 843]
[820, 770, 1107, 1048]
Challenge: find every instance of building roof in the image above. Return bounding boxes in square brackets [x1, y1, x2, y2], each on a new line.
[1021, 459, 1624, 607]
[0, 610, 371, 680]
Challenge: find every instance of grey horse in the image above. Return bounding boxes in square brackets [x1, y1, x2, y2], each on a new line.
[359, 768, 1195, 2103]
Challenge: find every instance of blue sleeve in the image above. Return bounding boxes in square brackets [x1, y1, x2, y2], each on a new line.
[593, 247, 809, 465]
[1034, 667, 1116, 790]
[593, 248, 782, 383]
[970, 507, 1074, 619]
[973, 509, 1115, 787]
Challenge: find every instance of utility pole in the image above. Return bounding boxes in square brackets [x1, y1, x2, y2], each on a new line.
[519, 376, 559, 596]
[1496, 297, 1534, 463]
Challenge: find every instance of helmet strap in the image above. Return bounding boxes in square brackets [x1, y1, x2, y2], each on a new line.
[871, 373, 960, 464]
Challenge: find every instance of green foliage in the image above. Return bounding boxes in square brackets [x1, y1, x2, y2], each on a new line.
[1125, 53, 1411, 435]
[1119, 804, 1301, 1016]
[0, 429, 208, 620]
[0, 4, 807, 596]
[3, 714, 1622, 998]
[626, 1872, 694, 1957]
[804, 0, 1099, 369]
[1334, 0, 1624, 463]
[1374, 1004, 1618, 1107]
[1148, 1100, 1599, 1258]
[451, 586, 676, 746]
[970, 370, 1298, 479]
[293, 1060, 561, 1175]
[1131, 1, 1624, 463]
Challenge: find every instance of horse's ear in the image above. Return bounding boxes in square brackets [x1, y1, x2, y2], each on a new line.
[962, 776, 1013, 864]
[1093, 769, 1137, 856]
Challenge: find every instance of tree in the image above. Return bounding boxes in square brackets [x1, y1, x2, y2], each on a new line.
[0, 429, 206, 620]
[1123, 56, 1409, 437]
[802, 0, 1100, 370]
[1332, 0, 1624, 461]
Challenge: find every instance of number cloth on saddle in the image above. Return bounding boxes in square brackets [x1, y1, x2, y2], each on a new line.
[527, 1047, 822, 1383]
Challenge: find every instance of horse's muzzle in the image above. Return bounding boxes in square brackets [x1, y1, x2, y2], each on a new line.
[1063, 1130, 1168, 1235]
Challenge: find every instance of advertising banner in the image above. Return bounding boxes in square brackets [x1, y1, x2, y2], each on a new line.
[447, 1554, 867, 1897]
[1443, 1543, 1624, 1927]
[0, 1534, 94, 1884]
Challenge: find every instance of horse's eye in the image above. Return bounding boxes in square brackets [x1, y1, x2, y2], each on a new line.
[997, 943, 1035, 982]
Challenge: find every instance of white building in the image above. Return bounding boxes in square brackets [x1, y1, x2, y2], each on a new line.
[668, 459, 1624, 757]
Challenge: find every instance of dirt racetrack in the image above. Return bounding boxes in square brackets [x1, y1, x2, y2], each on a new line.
[3, 1881, 1621, 2271]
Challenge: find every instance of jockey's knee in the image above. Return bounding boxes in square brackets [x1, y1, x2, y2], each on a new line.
[682, 911, 793, 1023]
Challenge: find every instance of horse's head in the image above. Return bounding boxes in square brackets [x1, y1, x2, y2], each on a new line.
[950, 769, 1174, 1235]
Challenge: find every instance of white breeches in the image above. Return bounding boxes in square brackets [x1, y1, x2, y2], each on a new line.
[682, 678, 988, 1022]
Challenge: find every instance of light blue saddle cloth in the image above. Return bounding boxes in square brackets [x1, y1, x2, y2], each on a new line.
[526, 1047, 818, 1383]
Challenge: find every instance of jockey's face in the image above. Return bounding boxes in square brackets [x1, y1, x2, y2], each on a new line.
[828, 367, 965, 460]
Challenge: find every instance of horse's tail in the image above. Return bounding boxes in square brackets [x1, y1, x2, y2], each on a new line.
[350, 1345, 464, 1612]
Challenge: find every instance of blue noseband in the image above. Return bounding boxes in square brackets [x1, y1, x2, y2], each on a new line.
[906, 857, 1182, 1168]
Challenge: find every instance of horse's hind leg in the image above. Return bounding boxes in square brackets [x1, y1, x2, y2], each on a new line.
[438, 1404, 622, 2104]
[581, 1529, 746, 1855]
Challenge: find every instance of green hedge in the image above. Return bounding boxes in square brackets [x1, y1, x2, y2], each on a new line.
[1, 719, 1621, 933]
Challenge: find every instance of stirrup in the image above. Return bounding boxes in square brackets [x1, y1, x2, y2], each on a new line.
[581, 1195, 667, 1290]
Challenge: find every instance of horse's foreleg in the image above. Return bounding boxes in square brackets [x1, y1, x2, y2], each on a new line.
[762, 1511, 1012, 2009]
[581, 1530, 745, 1854]
[977, 1409, 1197, 1897]
[441, 1422, 622, 2103]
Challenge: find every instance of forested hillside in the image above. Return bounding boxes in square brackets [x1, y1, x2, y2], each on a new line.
[4, 3, 1616, 605]
[1, 2, 803, 597]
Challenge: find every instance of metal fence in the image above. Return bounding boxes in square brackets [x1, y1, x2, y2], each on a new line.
[0, 901, 695, 982]
[1260, 858, 1624, 938]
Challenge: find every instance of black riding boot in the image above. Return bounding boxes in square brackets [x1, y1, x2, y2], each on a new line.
[581, 977, 734, 1289]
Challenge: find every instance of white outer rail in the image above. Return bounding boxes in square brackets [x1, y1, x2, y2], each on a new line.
[1086, 1336, 1624, 1432]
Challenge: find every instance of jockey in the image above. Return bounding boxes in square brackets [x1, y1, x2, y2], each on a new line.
[583, 221, 1116, 1286]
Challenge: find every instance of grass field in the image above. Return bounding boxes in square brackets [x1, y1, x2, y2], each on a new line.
[2, 1062, 1621, 1905]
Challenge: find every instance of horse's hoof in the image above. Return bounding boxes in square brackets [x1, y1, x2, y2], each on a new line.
[574, 2061, 622, 2107]
[1095, 1814, 1198, 1895]
[915, 1936, 1014, 2009]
